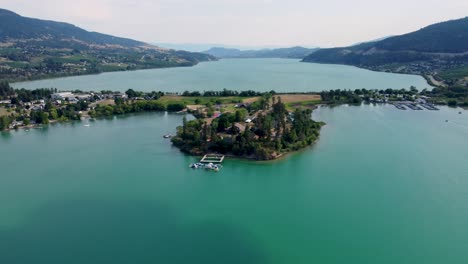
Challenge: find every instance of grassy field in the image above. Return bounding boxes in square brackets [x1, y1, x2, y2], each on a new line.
[94, 94, 322, 113]
[277, 94, 322, 110]
[160, 94, 322, 109]
[0, 107, 11, 117]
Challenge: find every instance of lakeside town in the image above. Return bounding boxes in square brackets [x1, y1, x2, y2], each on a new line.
[1, 78, 464, 132]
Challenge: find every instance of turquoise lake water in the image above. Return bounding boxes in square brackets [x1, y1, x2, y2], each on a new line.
[1, 104, 467, 264]
[12, 59, 429, 92]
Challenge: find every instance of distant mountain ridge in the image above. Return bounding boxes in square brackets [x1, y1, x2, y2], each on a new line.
[302, 17, 468, 86]
[203, 46, 318, 59]
[0, 8, 215, 81]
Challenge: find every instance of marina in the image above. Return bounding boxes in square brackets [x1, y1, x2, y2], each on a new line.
[392, 101, 439, 111]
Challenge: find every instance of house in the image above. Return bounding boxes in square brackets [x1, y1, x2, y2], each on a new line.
[114, 93, 128, 99]
[67, 97, 78, 103]
[235, 103, 250, 108]
[233, 123, 246, 133]
[52, 92, 74, 100]
[0, 100, 11, 105]
[31, 105, 43, 111]
[76, 94, 92, 101]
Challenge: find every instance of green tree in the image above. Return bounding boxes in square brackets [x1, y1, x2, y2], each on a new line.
[125, 89, 138, 98]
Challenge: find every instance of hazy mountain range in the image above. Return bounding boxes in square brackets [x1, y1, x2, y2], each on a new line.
[202, 46, 319, 59]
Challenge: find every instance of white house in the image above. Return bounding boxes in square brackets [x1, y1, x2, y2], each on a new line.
[52, 92, 74, 100]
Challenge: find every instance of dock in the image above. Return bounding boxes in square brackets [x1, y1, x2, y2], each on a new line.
[420, 103, 440, 110]
[200, 154, 225, 163]
[392, 101, 438, 111]
[403, 103, 423, 110]
[393, 103, 407, 110]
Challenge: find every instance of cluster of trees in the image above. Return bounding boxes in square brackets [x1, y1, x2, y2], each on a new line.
[172, 95, 323, 160]
[29, 101, 88, 124]
[0, 81, 57, 102]
[0, 115, 13, 130]
[320, 87, 424, 104]
[182, 89, 271, 97]
[124, 89, 164, 100]
[0, 81, 14, 98]
[320, 90, 363, 104]
[0, 101, 87, 130]
[428, 86, 468, 106]
[89, 100, 185, 118]
[15, 88, 56, 102]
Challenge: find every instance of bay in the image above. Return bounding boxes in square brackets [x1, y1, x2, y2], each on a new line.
[1, 105, 467, 263]
[12, 59, 429, 92]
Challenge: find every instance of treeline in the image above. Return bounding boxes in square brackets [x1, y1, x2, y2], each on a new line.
[0, 82, 57, 102]
[172, 95, 323, 160]
[125, 89, 164, 100]
[89, 100, 186, 118]
[0, 81, 14, 98]
[320, 87, 422, 104]
[182, 89, 273, 97]
[15, 88, 57, 102]
[429, 86, 468, 106]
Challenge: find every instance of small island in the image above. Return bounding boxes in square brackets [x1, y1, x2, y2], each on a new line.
[171, 94, 324, 160]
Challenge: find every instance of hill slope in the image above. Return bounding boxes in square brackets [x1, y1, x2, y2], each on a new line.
[0, 9, 215, 82]
[0, 9, 144, 48]
[203, 46, 318, 59]
[303, 17, 468, 86]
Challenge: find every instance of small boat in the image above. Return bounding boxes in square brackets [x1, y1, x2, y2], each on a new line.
[163, 134, 172, 139]
[189, 162, 222, 172]
[204, 163, 222, 172]
[84, 124, 90, 127]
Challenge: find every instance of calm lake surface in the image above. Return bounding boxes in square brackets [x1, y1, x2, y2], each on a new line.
[1, 105, 467, 264]
[12, 59, 429, 92]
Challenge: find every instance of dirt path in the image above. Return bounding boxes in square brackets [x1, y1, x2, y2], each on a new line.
[426, 75, 447, 87]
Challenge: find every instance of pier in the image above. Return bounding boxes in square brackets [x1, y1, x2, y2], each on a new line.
[200, 154, 225, 163]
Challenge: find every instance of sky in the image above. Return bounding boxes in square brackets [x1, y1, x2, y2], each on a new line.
[1, 0, 467, 49]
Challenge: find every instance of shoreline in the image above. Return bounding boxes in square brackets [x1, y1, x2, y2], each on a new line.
[185, 135, 324, 163]
[2, 101, 463, 133]
[9, 62, 203, 85]
[300, 60, 437, 88]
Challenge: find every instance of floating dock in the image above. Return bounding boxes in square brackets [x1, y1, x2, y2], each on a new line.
[200, 154, 225, 163]
[393, 102, 439, 111]
[419, 103, 440, 110]
[393, 103, 407, 110]
[403, 103, 423, 110]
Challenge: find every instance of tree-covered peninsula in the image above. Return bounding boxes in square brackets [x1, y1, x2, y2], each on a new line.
[171, 94, 324, 160]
